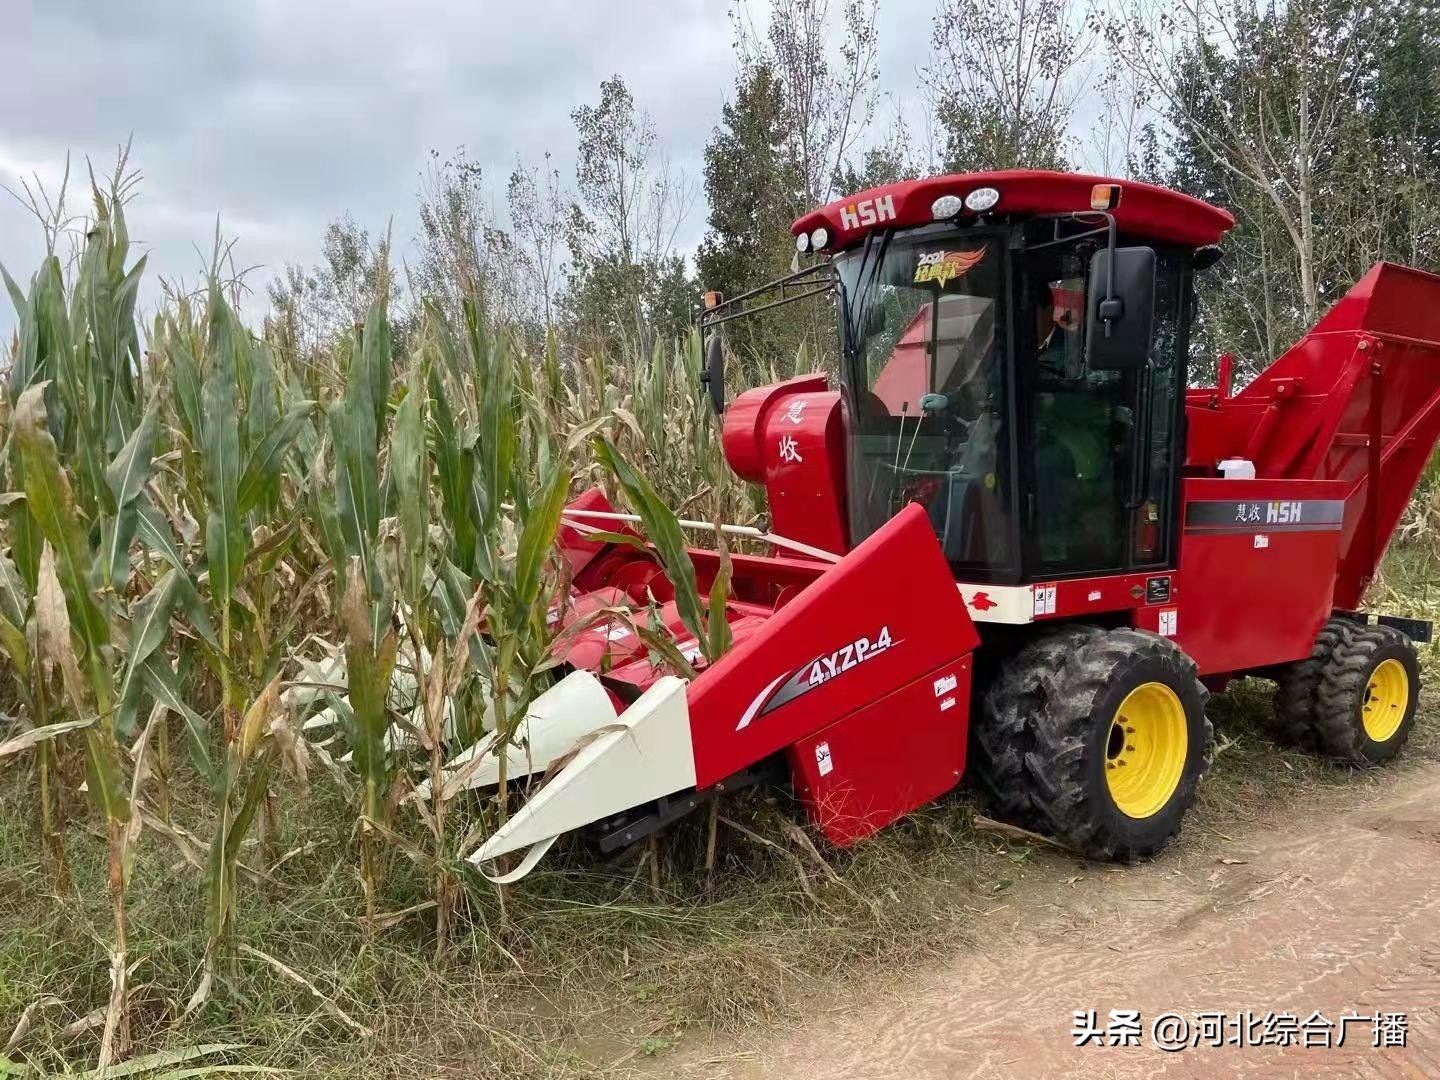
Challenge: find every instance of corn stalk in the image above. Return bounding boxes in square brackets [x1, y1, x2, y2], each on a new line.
[12, 386, 133, 1068]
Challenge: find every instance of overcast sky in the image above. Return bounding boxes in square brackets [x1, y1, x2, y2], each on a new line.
[0, 1, 950, 338]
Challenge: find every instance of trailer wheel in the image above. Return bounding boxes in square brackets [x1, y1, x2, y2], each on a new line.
[1312, 624, 1419, 763]
[972, 625, 1104, 825]
[1272, 619, 1353, 748]
[1024, 629, 1211, 860]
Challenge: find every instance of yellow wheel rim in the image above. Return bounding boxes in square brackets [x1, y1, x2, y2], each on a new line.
[1362, 658, 1409, 743]
[1105, 682, 1188, 819]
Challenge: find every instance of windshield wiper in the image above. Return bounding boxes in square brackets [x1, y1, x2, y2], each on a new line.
[846, 228, 893, 350]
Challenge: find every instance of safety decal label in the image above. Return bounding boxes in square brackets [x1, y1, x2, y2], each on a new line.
[1158, 609, 1178, 637]
[815, 742, 833, 777]
[1033, 583, 1057, 616]
[934, 673, 958, 697]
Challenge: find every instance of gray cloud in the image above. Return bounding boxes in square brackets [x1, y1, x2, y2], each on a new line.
[1, 0, 936, 336]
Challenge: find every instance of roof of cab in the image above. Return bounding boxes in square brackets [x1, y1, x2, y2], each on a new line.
[791, 170, 1235, 251]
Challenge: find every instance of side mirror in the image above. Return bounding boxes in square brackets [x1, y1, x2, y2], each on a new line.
[701, 332, 726, 414]
[1194, 245, 1224, 271]
[1085, 246, 1156, 371]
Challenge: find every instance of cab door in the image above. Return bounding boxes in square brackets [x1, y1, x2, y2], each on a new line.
[1013, 238, 1187, 580]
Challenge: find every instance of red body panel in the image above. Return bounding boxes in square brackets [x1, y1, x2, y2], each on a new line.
[723, 376, 849, 556]
[1186, 263, 1440, 610]
[1160, 478, 1348, 675]
[685, 503, 979, 790]
[790, 657, 971, 846]
[792, 170, 1235, 252]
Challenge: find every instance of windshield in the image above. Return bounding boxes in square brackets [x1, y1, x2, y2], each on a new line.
[835, 230, 1013, 575]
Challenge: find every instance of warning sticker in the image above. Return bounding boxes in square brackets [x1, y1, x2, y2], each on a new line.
[815, 742, 833, 777]
[1033, 583, 1057, 617]
[1158, 609, 1178, 637]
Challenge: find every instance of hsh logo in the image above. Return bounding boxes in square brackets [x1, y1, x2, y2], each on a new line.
[840, 194, 896, 231]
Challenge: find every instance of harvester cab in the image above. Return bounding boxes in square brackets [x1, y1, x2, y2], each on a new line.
[450, 170, 1440, 881]
[700, 173, 1227, 595]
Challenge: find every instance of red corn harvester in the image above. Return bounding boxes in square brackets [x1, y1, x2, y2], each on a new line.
[448, 171, 1440, 880]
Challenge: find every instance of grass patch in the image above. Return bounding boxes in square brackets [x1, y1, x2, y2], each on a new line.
[6, 691, 1438, 1077]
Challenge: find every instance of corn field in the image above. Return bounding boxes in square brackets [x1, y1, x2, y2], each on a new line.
[0, 175, 801, 1073]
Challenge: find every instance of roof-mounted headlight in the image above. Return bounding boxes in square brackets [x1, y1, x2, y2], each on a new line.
[964, 187, 1000, 212]
[931, 194, 963, 219]
[810, 226, 830, 251]
[795, 231, 810, 253]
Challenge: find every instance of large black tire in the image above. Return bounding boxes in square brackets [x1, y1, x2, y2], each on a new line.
[1024, 628, 1212, 860]
[1271, 619, 1353, 749]
[1312, 624, 1420, 763]
[971, 625, 1104, 826]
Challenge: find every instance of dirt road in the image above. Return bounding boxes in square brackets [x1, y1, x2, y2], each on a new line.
[674, 762, 1440, 1079]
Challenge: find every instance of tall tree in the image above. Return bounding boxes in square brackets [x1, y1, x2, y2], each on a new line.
[926, 0, 1090, 173]
[507, 153, 569, 333]
[267, 214, 400, 358]
[410, 149, 522, 330]
[1109, 0, 1440, 373]
[567, 75, 698, 350]
[697, 62, 800, 299]
[734, 0, 883, 209]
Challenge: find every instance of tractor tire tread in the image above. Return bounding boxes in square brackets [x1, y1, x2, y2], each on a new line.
[972, 625, 1105, 827]
[1313, 623, 1418, 763]
[1272, 619, 1353, 748]
[1024, 628, 1211, 861]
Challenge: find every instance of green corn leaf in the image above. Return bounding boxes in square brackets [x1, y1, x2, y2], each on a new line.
[591, 434, 708, 659]
[2, 263, 40, 406]
[202, 291, 244, 618]
[427, 366, 477, 576]
[104, 395, 160, 512]
[235, 401, 316, 515]
[78, 223, 119, 437]
[117, 569, 183, 716]
[246, 341, 280, 454]
[0, 547, 29, 630]
[512, 460, 572, 635]
[473, 310, 515, 531]
[0, 610, 29, 680]
[97, 513, 139, 593]
[330, 395, 379, 575]
[170, 333, 203, 443]
[390, 373, 428, 592]
[707, 528, 733, 661]
[12, 385, 110, 692]
[5, 474, 43, 591]
[0, 261, 26, 326]
[359, 300, 392, 433]
[143, 656, 214, 781]
[82, 726, 130, 824]
[135, 494, 187, 572]
[224, 752, 275, 864]
[204, 753, 241, 943]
